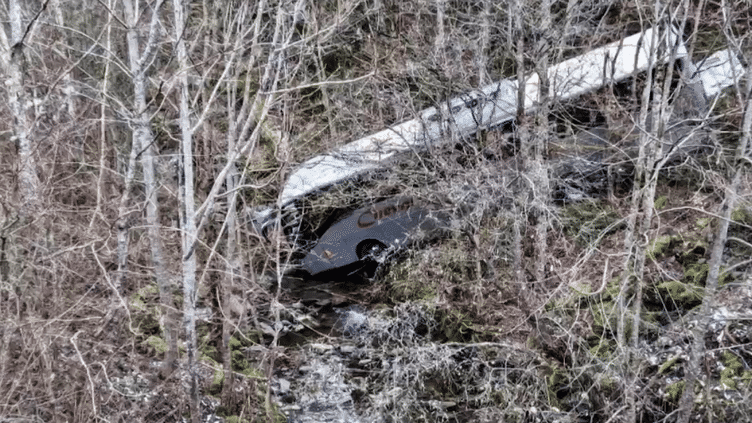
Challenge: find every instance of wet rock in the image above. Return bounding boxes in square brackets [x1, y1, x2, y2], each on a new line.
[277, 378, 291, 395]
[339, 345, 356, 354]
[309, 343, 334, 352]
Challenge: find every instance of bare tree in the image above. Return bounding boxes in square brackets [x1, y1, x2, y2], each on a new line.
[120, 0, 178, 376]
[511, 0, 554, 297]
[0, 0, 41, 218]
[168, 0, 292, 418]
[531, 0, 553, 287]
[171, 0, 200, 419]
[615, 4, 693, 420]
[677, 2, 752, 419]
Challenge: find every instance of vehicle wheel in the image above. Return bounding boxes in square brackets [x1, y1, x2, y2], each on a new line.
[356, 240, 387, 261]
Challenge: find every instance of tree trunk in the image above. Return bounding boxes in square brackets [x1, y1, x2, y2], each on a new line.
[92, 0, 114, 229]
[678, 48, 752, 423]
[617, 16, 689, 420]
[532, 0, 552, 287]
[121, 0, 177, 376]
[3, 0, 40, 217]
[173, 0, 200, 420]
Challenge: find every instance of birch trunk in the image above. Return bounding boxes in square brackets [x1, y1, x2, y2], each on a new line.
[434, 0, 445, 62]
[617, 15, 689, 419]
[92, 0, 114, 228]
[2, 0, 40, 217]
[532, 0, 551, 287]
[618, 25, 662, 423]
[121, 0, 177, 375]
[512, 0, 529, 302]
[221, 146, 240, 407]
[172, 0, 200, 419]
[221, 61, 242, 410]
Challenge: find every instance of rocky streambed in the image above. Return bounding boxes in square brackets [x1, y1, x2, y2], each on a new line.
[266, 272, 752, 423]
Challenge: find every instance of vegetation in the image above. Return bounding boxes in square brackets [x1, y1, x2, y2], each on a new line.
[0, 0, 750, 422]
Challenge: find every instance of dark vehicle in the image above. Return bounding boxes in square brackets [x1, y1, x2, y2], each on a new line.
[301, 197, 447, 276]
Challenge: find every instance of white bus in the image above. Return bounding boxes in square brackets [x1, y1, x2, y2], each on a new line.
[251, 26, 743, 251]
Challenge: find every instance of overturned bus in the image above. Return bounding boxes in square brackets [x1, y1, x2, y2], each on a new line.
[301, 197, 450, 276]
[249, 26, 745, 276]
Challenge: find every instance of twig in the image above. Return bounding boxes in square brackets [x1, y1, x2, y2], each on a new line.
[90, 244, 137, 336]
[71, 331, 97, 417]
[259, 71, 375, 95]
[659, 206, 752, 231]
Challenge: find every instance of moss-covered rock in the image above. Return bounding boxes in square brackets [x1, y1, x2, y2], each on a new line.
[560, 200, 623, 247]
[130, 284, 162, 337]
[647, 235, 679, 261]
[720, 351, 744, 390]
[665, 380, 685, 403]
[683, 262, 709, 285]
[208, 362, 224, 396]
[590, 295, 660, 340]
[589, 338, 617, 360]
[678, 241, 707, 265]
[144, 335, 168, 356]
[740, 370, 752, 389]
[654, 279, 703, 308]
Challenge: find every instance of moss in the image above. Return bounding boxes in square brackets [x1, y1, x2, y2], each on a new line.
[560, 200, 623, 247]
[665, 380, 685, 403]
[596, 373, 616, 393]
[438, 242, 477, 283]
[209, 366, 224, 395]
[740, 370, 752, 388]
[695, 218, 711, 229]
[601, 276, 622, 302]
[654, 279, 703, 310]
[659, 355, 681, 374]
[129, 284, 163, 338]
[130, 284, 159, 311]
[389, 274, 437, 302]
[201, 351, 219, 367]
[654, 195, 668, 210]
[229, 336, 243, 350]
[589, 338, 616, 360]
[232, 349, 250, 374]
[591, 295, 660, 340]
[229, 350, 264, 379]
[130, 296, 146, 311]
[133, 312, 161, 336]
[222, 335, 265, 380]
[144, 335, 168, 355]
[591, 299, 620, 334]
[679, 241, 707, 265]
[437, 308, 474, 342]
[545, 366, 569, 408]
[198, 352, 225, 395]
[730, 206, 752, 226]
[720, 351, 743, 390]
[204, 343, 219, 356]
[223, 416, 260, 423]
[386, 240, 477, 302]
[648, 235, 678, 261]
[683, 263, 709, 285]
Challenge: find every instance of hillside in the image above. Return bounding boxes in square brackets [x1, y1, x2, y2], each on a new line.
[0, 1, 751, 422]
